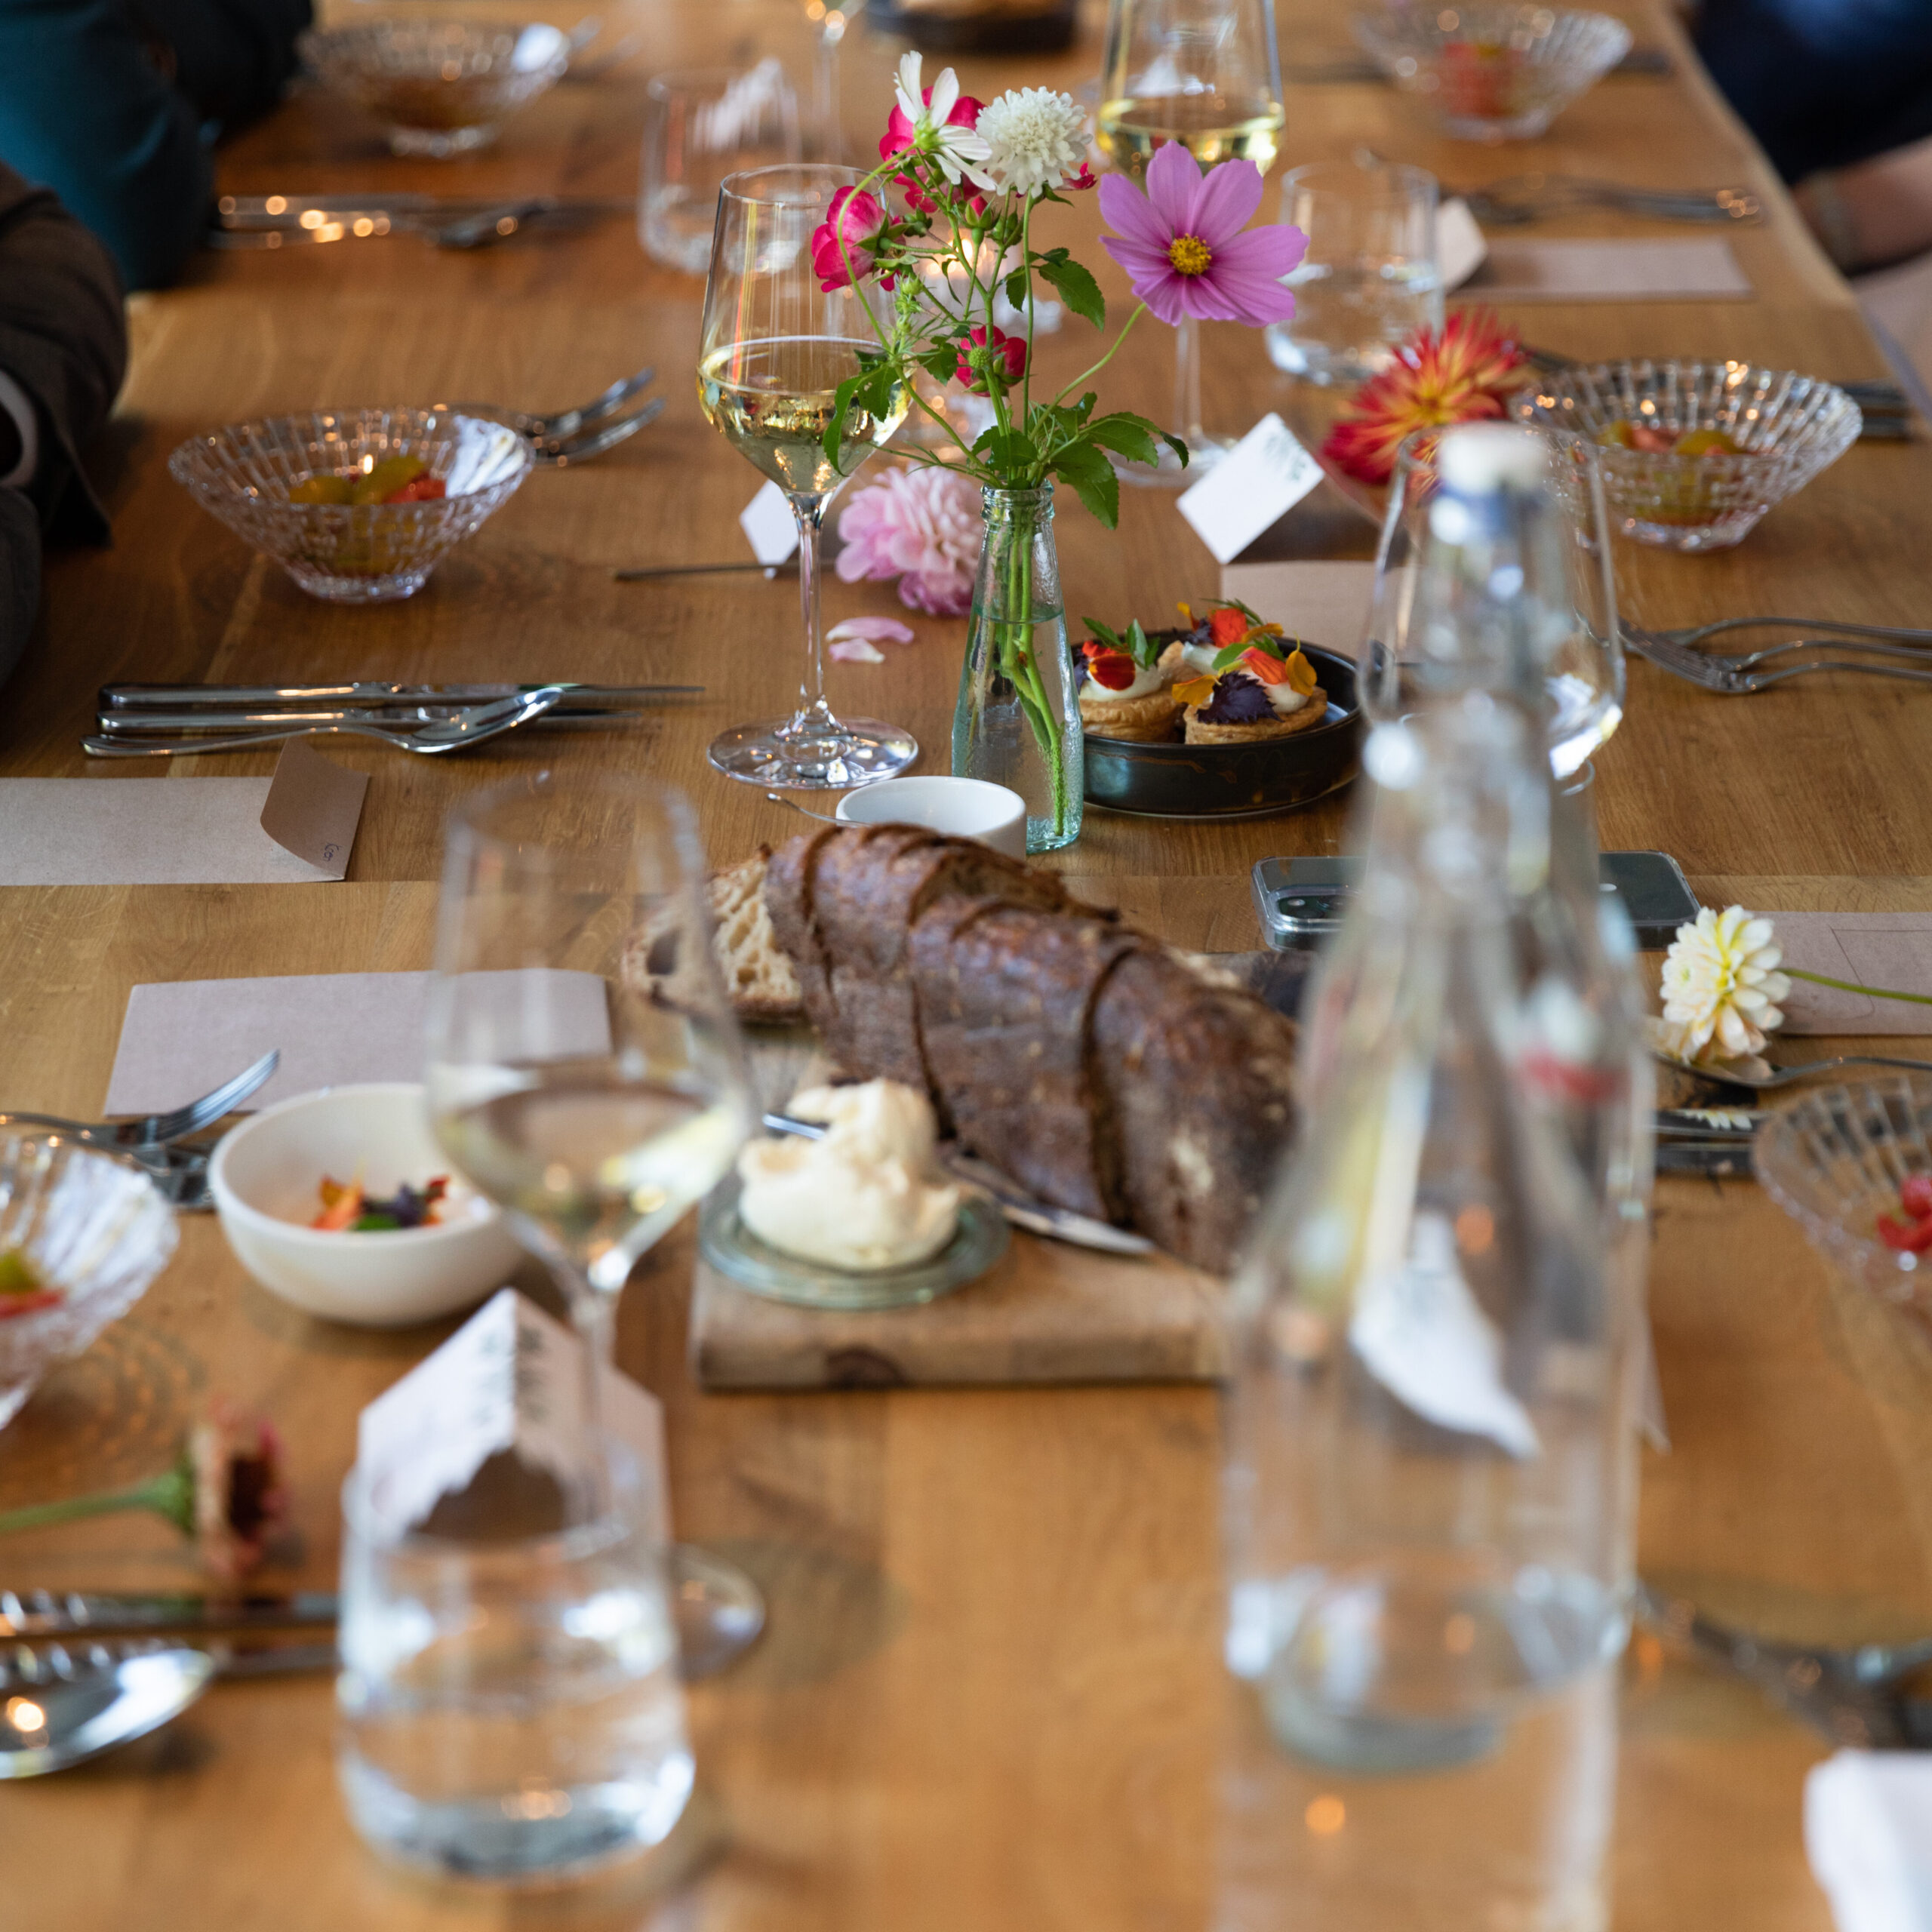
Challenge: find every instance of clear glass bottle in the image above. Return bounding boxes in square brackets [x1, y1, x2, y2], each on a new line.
[1220, 427, 1644, 1932]
[951, 483, 1084, 853]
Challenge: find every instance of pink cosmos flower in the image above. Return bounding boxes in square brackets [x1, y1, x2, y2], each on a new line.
[955, 324, 1026, 395]
[835, 463, 981, 616]
[1097, 145, 1307, 328]
[810, 186, 888, 292]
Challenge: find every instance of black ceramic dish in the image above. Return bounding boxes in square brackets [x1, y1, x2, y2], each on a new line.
[1081, 643, 1361, 821]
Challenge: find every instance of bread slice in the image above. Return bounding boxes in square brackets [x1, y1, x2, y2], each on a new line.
[625, 846, 802, 1022]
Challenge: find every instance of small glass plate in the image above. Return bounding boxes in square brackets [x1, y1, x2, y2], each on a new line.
[699, 1178, 1008, 1310]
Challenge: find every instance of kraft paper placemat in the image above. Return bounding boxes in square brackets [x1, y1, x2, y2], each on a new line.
[1773, 912, 1932, 1035]
[0, 739, 367, 885]
[103, 969, 611, 1115]
[1463, 237, 1753, 303]
[1220, 560, 1377, 660]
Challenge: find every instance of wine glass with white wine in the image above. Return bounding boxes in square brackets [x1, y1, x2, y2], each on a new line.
[698, 164, 917, 788]
[1096, 0, 1285, 484]
[425, 771, 764, 1675]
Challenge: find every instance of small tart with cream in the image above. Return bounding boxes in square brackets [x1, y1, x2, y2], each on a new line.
[737, 1079, 961, 1273]
[1075, 617, 1180, 743]
[1174, 635, 1326, 746]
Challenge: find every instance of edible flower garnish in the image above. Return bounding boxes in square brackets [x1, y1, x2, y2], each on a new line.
[1878, 1174, 1932, 1254]
[0, 1247, 60, 1320]
[1197, 675, 1276, 724]
[1171, 672, 1217, 708]
[312, 1174, 450, 1232]
[1078, 617, 1161, 691]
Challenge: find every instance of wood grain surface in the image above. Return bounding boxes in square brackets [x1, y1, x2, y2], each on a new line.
[3, 1, 1932, 1926]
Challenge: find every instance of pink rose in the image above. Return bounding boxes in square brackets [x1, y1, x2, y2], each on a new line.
[810, 186, 887, 291]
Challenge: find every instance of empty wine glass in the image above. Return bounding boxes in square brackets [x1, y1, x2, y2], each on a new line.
[697, 164, 917, 787]
[1362, 424, 1624, 777]
[425, 771, 764, 1674]
[1095, 0, 1285, 483]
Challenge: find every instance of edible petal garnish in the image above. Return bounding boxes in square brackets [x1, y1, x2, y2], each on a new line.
[1171, 672, 1217, 709]
[1198, 672, 1275, 724]
[1082, 615, 1161, 670]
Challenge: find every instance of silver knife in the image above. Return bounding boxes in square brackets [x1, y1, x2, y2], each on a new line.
[0, 1588, 339, 1638]
[760, 1112, 1155, 1255]
[100, 681, 702, 709]
[1655, 1141, 1756, 1178]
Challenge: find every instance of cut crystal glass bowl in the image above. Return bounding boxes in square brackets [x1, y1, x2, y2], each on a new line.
[300, 20, 571, 158]
[0, 1136, 177, 1431]
[168, 408, 534, 602]
[1351, 5, 1632, 141]
[1512, 360, 1862, 550]
[1755, 1078, 1932, 1329]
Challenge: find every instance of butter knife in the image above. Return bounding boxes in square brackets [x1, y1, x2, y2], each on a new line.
[760, 1112, 1155, 1256]
[0, 1588, 339, 1638]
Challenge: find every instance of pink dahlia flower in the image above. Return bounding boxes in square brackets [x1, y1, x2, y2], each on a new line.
[810, 186, 887, 292]
[1097, 145, 1307, 328]
[955, 324, 1026, 394]
[836, 463, 981, 616]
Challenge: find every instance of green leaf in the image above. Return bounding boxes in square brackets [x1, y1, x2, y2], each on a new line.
[1125, 619, 1159, 669]
[1084, 413, 1161, 467]
[1081, 615, 1123, 651]
[1049, 441, 1120, 528]
[972, 424, 1038, 478]
[918, 343, 962, 385]
[1158, 431, 1191, 469]
[820, 371, 867, 465]
[1004, 265, 1031, 311]
[1038, 256, 1106, 330]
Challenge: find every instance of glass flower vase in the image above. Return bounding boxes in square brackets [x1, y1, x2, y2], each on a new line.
[951, 483, 1083, 854]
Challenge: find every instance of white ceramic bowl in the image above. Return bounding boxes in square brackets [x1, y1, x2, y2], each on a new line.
[835, 776, 1027, 859]
[210, 1084, 521, 1326]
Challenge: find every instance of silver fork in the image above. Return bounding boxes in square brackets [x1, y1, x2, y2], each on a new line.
[1626, 627, 1932, 693]
[448, 367, 653, 446]
[80, 688, 566, 758]
[0, 1049, 280, 1152]
[1657, 613, 1932, 648]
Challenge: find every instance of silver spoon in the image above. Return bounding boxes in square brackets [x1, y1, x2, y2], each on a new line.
[1651, 1048, 1932, 1091]
[764, 792, 842, 822]
[81, 688, 566, 758]
[0, 1646, 214, 1776]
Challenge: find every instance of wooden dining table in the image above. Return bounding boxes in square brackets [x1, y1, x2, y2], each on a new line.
[4, 0, 1932, 1923]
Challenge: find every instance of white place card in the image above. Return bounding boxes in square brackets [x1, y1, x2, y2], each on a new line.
[740, 479, 800, 565]
[102, 968, 613, 1115]
[357, 1289, 669, 1537]
[1178, 413, 1325, 564]
[1437, 197, 1488, 294]
[1764, 912, 1932, 1036]
[1219, 560, 1377, 660]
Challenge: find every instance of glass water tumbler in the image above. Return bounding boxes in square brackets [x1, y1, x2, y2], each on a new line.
[336, 1441, 693, 1884]
[1267, 159, 1443, 386]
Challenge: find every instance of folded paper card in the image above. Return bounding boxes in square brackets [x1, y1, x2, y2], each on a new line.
[103, 968, 613, 1115]
[0, 738, 368, 886]
[1220, 560, 1377, 660]
[1804, 1749, 1932, 1932]
[1178, 414, 1325, 564]
[1463, 238, 1752, 303]
[1770, 912, 1932, 1036]
[358, 1288, 668, 1538]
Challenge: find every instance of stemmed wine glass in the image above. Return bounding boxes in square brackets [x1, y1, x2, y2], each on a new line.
[425, 771, 764, 1675]
[1363, 425, 1625, 777]
[1096, 0, 1285, 484]
[697, 164, 916, 789]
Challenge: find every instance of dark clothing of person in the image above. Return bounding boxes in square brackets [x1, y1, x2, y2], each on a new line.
[0, 0, 309, 290]
[0, 162, 128, 685]
[1695, 0, 1932, 182]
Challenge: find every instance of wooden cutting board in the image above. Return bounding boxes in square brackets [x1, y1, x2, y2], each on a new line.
[688, 949, 1311, 1391]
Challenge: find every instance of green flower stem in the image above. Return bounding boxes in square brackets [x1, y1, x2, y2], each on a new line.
[1785, 968, 1932, 1008]
[992, 491, 1066, 836]
[1051, 302, 1151, 409]
[0, 1459, 194, 1540]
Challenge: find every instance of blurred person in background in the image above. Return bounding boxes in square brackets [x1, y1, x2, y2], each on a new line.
[0, 0, 310, 290]
[0, 162, 128, 686]
[1695, 0, 1932, 273]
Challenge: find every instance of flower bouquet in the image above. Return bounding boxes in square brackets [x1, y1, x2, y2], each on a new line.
[812, 54, 1305, 849]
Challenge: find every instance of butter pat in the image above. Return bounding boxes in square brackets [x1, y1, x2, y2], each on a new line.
[738, 1080, 961, 1272]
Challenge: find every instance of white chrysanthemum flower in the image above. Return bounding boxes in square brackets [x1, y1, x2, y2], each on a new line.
[892, 52, 992, 188]
[1657, 905, 1791, 1063]
[975, 87, 1089, 197]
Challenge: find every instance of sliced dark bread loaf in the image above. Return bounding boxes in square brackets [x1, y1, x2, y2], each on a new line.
[768, 826, 1069, 1102]
[910, 898, 1142, 1223]
[1091, 947, 1300, 1273]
